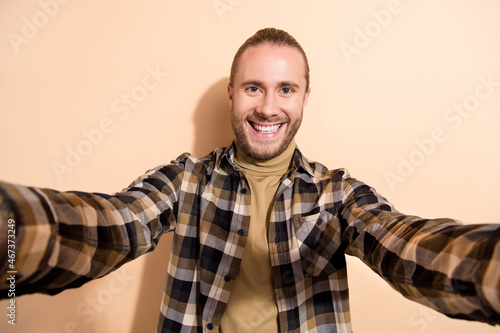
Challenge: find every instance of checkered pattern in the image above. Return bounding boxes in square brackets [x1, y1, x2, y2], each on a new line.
[1, 143, 499, 332]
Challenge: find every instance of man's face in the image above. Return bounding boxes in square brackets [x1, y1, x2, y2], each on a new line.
[228, 43, 310, 160]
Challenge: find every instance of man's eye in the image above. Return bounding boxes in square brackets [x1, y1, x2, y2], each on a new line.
[246, 86, 259, 93]
[281, 87, 293, 94]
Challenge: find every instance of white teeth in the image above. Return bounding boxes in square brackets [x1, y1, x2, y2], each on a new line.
[253, 123, 281, 133]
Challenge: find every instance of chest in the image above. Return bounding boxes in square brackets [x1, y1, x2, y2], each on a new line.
[174, 173, 346, 283]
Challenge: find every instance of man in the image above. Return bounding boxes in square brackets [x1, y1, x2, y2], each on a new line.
[1, 28, 499, 333]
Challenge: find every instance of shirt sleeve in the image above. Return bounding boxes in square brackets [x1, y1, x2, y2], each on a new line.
[339, 172, 500, 325]
[0, 162, 184, 297]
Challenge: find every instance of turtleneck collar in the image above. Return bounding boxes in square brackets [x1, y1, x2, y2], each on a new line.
[234, 138, 296, 177]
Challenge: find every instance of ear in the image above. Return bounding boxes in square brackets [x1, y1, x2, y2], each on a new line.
[227, 84, 234, 108]
[303, 87, 311, 107]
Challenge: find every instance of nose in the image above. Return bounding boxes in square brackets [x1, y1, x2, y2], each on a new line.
[255, 92, 279, 119]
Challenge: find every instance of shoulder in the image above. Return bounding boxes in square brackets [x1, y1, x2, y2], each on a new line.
[176, 147, 226, 170]
[128, 147, 226, 187]
[296, 150, 350, 182]
[164, 147, 228, 178]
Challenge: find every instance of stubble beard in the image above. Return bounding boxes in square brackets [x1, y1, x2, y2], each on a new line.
[231, 108, 302, 160]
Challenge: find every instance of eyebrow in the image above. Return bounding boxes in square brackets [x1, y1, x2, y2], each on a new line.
[239, 79, 302, 90]
[239, 79, 263, 88]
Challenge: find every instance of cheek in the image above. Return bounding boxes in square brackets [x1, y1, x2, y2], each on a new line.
[234, 99, 257, 116]
[282, 100, 304, 118]
[231, 106, 249, 128]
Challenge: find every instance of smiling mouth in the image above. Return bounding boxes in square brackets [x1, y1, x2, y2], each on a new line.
[250, 122, 283, 134]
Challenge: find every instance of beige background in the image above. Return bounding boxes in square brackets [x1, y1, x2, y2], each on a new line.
[1, 0, 500, 332]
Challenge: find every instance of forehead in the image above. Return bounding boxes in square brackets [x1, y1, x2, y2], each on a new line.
[235, 44, 307, 85]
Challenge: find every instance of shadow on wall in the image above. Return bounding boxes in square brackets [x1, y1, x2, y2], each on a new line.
[129, 77, 234, 332]
[192, 77, 235, 157]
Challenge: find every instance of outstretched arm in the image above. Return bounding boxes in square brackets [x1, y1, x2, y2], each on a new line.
[0, 162, 183, 297]
[340, 173, 500, 325]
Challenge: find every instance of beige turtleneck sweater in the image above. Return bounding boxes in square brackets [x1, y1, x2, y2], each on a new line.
[220, 139, 296, 333]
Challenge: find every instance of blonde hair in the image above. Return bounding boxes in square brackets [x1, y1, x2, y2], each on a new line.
[229, 28, 310, 90]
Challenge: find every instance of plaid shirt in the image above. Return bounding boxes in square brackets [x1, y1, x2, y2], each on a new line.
[1, 143, 499, 332]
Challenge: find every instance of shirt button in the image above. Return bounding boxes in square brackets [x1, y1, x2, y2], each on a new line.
[237, 229, 245, 236]
[240, 188, 247, 194]
[224, 274, 231, 282]
[207, 323, 214, 330]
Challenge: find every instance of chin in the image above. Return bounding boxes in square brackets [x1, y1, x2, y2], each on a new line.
[244, 140, 289, 160]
